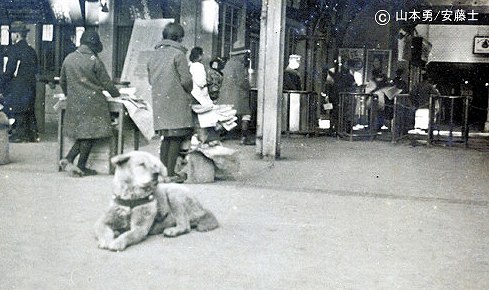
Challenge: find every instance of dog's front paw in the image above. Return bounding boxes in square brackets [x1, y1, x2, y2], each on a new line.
[98, 239, 111, 249]
[163, 227, 185, 237]
[108, 239, 127, 251]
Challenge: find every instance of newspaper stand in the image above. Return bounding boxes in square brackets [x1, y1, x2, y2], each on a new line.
[337, 92, 378, 141]
[281, 90, 319, 136]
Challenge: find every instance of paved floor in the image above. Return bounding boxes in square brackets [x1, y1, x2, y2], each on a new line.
[1, 133, 488, 289]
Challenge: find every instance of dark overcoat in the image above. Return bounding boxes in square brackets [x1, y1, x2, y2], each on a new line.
[283, 68, 302, 91]
[60, 45, 120, 139]
[219, 56, 251, 116]
[147, 40, 194, 133]
[1, 40, 38, 115]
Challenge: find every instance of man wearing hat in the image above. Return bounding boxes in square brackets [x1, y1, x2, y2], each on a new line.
[283, 54, 302, 91]
[0, 21, 38, 142]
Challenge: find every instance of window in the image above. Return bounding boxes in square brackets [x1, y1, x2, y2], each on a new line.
[217, 3, 243, 58]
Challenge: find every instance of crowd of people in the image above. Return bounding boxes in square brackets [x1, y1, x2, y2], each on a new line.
[0, 21, 441, 180]
[56, 22, 254, 179]
[326, 59, 440, 135]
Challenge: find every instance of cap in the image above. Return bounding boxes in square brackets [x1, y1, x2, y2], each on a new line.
[289, 54, 301, 61]
[10, 21, 30, 33]
[80, 30, 103, 54]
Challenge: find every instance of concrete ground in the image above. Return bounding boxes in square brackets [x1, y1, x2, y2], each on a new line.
[1, 132, 488, 289]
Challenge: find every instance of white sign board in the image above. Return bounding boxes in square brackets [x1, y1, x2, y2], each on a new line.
[121, 18, 174, 103]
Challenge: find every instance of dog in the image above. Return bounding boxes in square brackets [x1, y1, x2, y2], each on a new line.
[94, 151, 219, 251]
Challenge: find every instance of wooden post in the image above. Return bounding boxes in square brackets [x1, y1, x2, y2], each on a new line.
[98, 0, 116, 78]
[256, 0, 286, 158]
[485, 88, 489, 132]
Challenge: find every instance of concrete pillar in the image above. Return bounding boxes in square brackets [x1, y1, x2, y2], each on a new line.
[256, 0, 286, 158]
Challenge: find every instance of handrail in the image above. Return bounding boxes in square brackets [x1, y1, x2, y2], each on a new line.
[435, 95, 473, 100]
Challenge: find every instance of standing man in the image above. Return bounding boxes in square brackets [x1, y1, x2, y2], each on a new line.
[0, 21, 38, 143]
[219, 50, 253, 145]
[283, 54, 302, 91]
[147, 22, 194, 181]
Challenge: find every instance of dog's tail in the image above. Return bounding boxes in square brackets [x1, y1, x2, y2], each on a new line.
[196, 211, 219, 232]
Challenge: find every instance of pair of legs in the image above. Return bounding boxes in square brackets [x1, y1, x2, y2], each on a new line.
[62, 138, 97, 176]
[160, 135, 190, 178]
[9, 111, 38, 142]
[240, 115, 255, 145]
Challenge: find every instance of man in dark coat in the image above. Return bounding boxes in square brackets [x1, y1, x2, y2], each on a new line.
[147, 22, 194, 180]
[283, 54, 302, 91]
[329, 61, 356, 133]
[59, 30, 121, 177]
[0, 21, 38, 142]
[219, 50, 253, 145]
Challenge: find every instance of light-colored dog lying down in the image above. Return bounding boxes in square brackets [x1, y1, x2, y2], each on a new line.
[94, 151, 219, 251]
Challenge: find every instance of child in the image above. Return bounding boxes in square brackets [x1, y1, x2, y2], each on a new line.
[189, 47, 214, 144]
[207, 57, 224, 101]
[189, 47, 213, 107]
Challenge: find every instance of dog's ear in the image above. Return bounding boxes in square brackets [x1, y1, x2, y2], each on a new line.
[111, 153, 131, 166]
[143, 154, 168, 178]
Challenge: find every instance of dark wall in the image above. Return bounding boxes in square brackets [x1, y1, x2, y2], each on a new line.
[427, 62, 489, 129]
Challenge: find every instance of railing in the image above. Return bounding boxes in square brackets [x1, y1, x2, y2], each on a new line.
[337, 92, 379, 141]
[427, 94, 471, 147]
[249, 89, 320, 136]
[281, 90, 319, 135]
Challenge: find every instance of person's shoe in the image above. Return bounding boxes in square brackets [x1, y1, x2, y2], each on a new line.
[29, 135, 40, 142]
[80, 168, 98, 176]
[240, 137, 256, 146]
[208, 140, 222, 146]
[59, 159, 84, 177]
[9, 136, 28, 143]
[167, 175, 186, 183]
[59, 158, 69, 171]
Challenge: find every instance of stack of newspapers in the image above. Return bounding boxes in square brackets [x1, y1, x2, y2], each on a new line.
[192, 104, 238, 131]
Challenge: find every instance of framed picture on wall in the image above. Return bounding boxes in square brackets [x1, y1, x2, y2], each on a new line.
[473, 36, 489, 54]
[365, 49, 392, 83]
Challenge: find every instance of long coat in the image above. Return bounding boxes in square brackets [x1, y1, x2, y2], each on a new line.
[147, 40, 194, 134]
[60, 45, 120, 139]
[219, 56, 251, 116]
[1, 40, 38, 115]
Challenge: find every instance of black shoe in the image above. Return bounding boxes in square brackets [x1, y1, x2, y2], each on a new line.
[167, 174, 186, 183]
[29, 136, 40, 143]
[80, 168, 98, 176]
[59, 159, 84, 177]
[9, 137, 28, 143]
[240, 137, 256, 146]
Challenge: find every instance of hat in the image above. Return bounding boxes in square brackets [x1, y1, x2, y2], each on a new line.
[80, 30, 103, 54]
[289, 54, 301, 61]
[10, 21, 30, 33]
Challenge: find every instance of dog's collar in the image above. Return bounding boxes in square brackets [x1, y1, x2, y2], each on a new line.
[113, 194, 155, 208]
